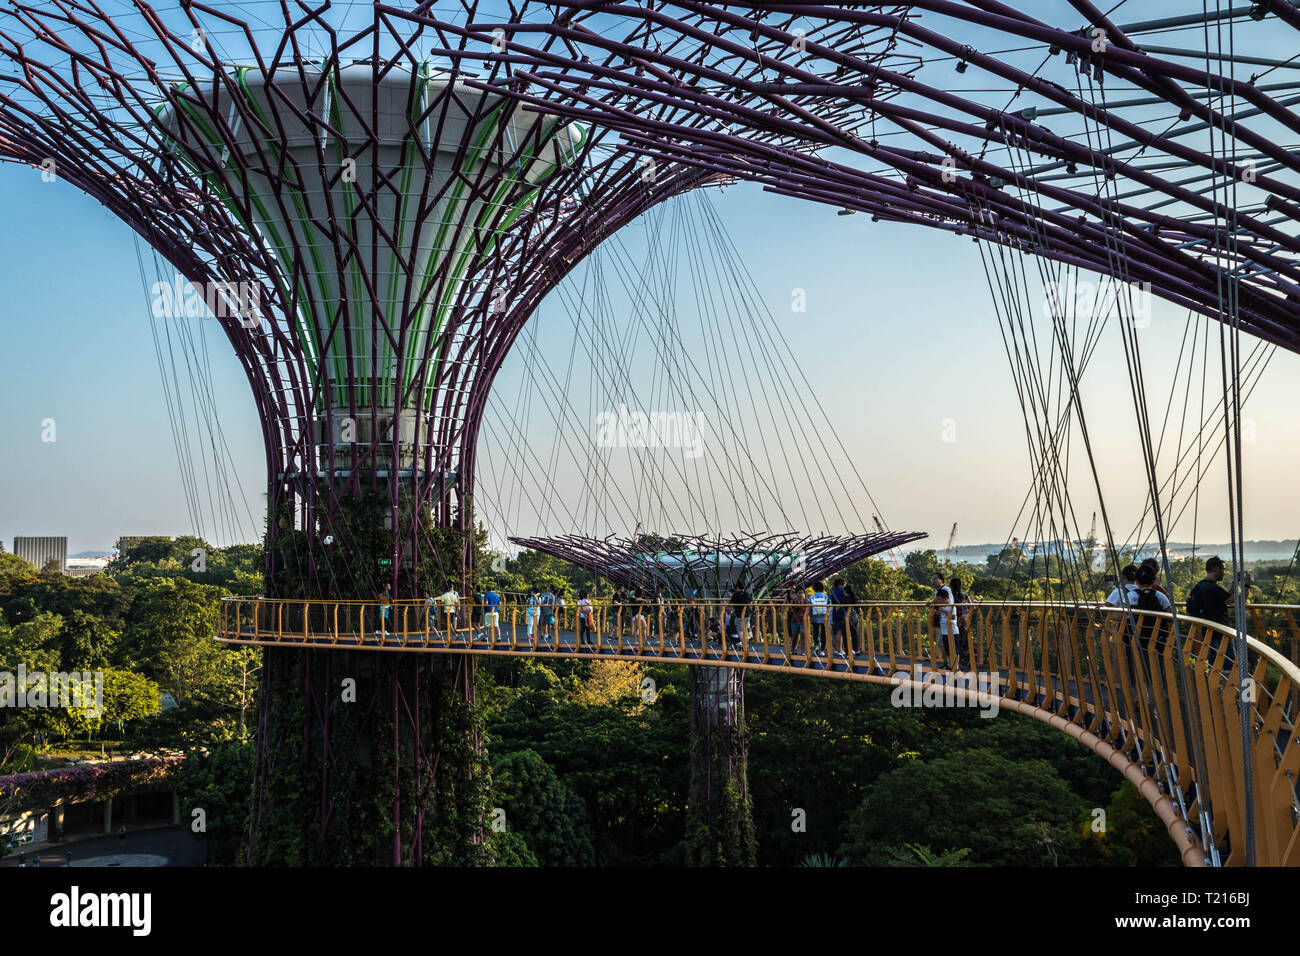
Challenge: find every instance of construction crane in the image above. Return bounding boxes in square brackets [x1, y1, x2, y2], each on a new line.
[945, 522, 958, 560]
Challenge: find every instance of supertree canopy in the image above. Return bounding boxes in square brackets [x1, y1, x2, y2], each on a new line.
[509, 529, 924, 865]
[0, 0, 724, 864]
[509, 530, 926, 597]
[443, 1, 1300, 351]
[0, 0, 922, 866]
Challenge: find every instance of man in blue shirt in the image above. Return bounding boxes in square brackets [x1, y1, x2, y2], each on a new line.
[484, 586, 502, 638]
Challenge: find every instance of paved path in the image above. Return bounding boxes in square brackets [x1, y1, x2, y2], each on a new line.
[1, 824, 204, 868]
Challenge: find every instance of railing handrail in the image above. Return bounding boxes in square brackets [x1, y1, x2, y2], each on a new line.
[217, 595, 1300, 677]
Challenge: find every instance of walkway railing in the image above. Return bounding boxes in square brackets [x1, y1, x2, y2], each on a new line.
[215, 597, 1300, 867]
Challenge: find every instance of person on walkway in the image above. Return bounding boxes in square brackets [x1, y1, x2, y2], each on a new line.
[1133, 563, 1172, 650]
[578, 590, 596, 647]
[786, 587, 806, 651]
[471, 588, 484, 629]
[929, 573, 958, 666]
[1139, 557, 1173, 604]
[439, 581, 460, 633]
[728, 583, 752, 647]
[808, 582, 830, 653]
[1105, 564, 1140, 606]
[626, 588, 642, 644]
[525, 587, 539, 643]
[377, 585, 392, 638]
[484, 585, 502, 638]
[1187, 556, 1252, 670]
[843, 582, 861, 655]
[538, 586, 557, 644]
[830, 577, 848, 655]
[612, 587, 627, 636]
[949, 576, 974, 669]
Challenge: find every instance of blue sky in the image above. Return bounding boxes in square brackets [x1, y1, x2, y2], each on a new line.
[2, 1, 1298, 556]
[4, 163, 1298, 556]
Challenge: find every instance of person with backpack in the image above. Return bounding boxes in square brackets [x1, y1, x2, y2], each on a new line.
[1187, 556, 1253, 670]
[1132, 564, 1171, 652]
[1105, 564, 1140, 606]
[538, 587, 557, 644]
[808, 582, 830, 653]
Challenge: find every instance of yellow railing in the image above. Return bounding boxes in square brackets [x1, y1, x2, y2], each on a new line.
[216, 597, 1300, 867]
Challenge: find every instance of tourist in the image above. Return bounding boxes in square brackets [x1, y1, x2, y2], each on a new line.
[578, 590, 595, 648]
[471, 587, 484, 629]
[786, 587, 806, 651]
[930, 573, 958, 665]
[1139, 557, 1173, 603]
[843, 582, 861, 655]
[439, 581, 460, 632]
[830, 577, 848, 654]
[1105, 564, 1140, 606]
[484, 585, 501, 638]
[1133, 563, 1172, 649]
[808, 582, 830, 653]
[538, 586, 557, 643]
[525, 587, 539, 642]
[949, 577, 974, 669]
[426, 593, 438, 633]
[729, 582, 752, 646]
[629, 590, 650, 642]
[378, 584, 392, 638]
[1188, 556, 1252, 669]
[612, 587, 627, 636]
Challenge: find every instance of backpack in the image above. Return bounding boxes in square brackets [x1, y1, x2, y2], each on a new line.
[1135, 588, 1162, 613]
[1135, 588, 1162, 642]
[1186, 582, 1205, 619]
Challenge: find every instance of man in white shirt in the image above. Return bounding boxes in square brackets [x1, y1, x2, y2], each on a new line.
[808, 583, 830, 653]
[930, 572, 958, 663]
[439, 583, 460, 632]
[1105, 565, 1140, 606]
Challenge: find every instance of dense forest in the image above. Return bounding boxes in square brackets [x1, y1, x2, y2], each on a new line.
[4, 534, 1294, 865]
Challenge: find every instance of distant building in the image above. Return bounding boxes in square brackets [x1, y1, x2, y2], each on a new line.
[13, 536, 67, 573]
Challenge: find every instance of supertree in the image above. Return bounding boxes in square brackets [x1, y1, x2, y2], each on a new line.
[434, 0, 1300, 870]
[509, 530, 924, 864]
[0, 0, 923, 865]
[0, 0, 719, 865]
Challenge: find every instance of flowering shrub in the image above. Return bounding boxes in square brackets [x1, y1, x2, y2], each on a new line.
[0, 757, 182, 813]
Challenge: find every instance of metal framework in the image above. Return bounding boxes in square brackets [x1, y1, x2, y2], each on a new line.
[506, 530, 926, 596]
[442, 1, 1300, 351]
[5, 0, 1300, 866]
